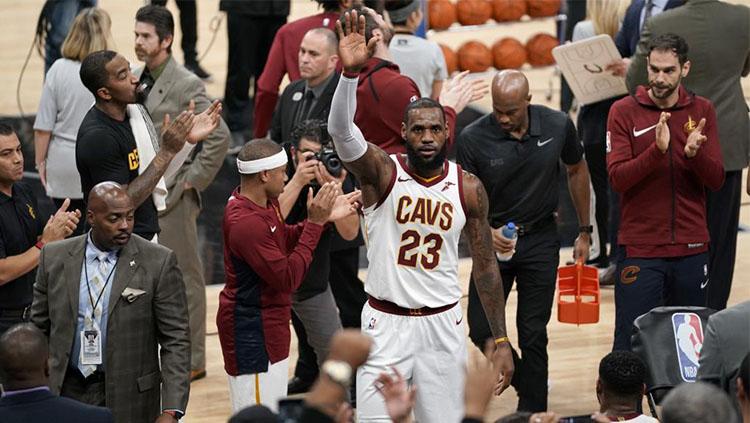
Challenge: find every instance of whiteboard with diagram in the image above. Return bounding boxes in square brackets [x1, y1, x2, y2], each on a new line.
[552, 34, 628, 105]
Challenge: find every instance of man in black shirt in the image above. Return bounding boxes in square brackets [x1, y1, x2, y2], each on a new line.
[277, 120, 360, 394]
[75, 50, 221, 240]
[457, 70, 591, 412]
[0, 123, 79, 335]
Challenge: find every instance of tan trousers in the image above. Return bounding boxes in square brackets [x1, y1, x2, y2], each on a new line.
[159, 188, 206, 370]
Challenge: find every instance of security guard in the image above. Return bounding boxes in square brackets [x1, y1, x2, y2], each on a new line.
[457, 70, 592, 412]
[0, 123, 79, 334]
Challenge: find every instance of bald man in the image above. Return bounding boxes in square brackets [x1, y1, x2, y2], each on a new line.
[217, 138, 359, 412]
[457, 70, 591, 412]
[269, 28, 340, 145]
[31, 182, 190, 423]
[0, 323, 113, 422]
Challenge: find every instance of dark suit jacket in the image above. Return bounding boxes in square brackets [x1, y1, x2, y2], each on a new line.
[31, 235, 191, 423]
[0, 389, 113, 423]
[614, 0, 684, 57]
[269, 72, 340, 145]
[625, 0, 750, 171]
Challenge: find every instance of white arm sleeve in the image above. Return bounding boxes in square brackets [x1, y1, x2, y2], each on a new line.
[328, 75, 368, 162]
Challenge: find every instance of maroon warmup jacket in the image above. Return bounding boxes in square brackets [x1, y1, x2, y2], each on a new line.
[217, 189, 324, 376]
[607, 85, 724, 257]
[355, 58, 457, 154]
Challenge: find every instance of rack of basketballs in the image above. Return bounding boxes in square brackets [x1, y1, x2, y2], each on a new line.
[427, 0, 562, 74]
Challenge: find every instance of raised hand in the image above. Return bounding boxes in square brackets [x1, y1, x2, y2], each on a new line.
[439, 71, 489, 114]
[335, 10, 378, 73]
[187, 99, 222, 144]
[655, 112, 671, 153]
[465, 341, 498, 418]
[684, 117, 707, 158]
[161, 110, 194, 155]
[375, 368, 416, 423]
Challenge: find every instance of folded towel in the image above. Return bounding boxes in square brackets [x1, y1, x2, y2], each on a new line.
[127, 104, 194, 211]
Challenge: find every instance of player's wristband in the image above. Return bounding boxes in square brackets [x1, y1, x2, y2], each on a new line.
[34, 240, 45, 250]
[494, 336, 510, 345]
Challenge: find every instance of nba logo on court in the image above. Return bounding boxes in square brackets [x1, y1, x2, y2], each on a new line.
[671, 312, 704, 382]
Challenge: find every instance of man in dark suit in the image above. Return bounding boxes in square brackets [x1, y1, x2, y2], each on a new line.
[269, 27, 340, 145]
[31, 182, 190, 423]
[626, 0, 750, 311]
[614, 0, 684, 58]
[0, 323, 113, 423]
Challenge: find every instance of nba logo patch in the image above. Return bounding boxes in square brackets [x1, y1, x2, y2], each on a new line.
[367, 317, 377, 330]
[671, 312, 704, 382]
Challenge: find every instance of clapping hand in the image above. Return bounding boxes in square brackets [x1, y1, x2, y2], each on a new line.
[186, 99, 222, 144]
[439, 71, 489, 114]
[684, 118, 707, 158]
[655, 112, 671, 153]
[40, 198, 81, 244]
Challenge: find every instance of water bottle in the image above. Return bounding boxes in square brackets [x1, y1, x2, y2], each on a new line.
[495, 222, 518, 262]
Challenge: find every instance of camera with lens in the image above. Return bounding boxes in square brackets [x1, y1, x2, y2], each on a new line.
[314, 147, 342, 178]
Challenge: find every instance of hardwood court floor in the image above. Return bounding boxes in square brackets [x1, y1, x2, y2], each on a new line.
[189, 227, 750, 422]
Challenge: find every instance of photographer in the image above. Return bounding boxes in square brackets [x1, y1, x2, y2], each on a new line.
[278, 119, 361, 394]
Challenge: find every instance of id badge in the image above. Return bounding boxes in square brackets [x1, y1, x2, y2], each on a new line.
[80, 329, 102, 365]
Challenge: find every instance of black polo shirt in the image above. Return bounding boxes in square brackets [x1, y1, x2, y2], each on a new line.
[456, 105, 583, 228]
[76, 106, 159, 238]
[0, 183, 43, 308]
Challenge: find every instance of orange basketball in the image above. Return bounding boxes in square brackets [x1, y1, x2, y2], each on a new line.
[525, 33, 558, 66]
[457, 0, 492, 26]
[492, 0, 527, 22]
[439, 43, 459, 75]
[526, 0, 561, 17]
[492, 37, 527, 69]
[428, 0, 457, 30]
[458, 41, 493, 73]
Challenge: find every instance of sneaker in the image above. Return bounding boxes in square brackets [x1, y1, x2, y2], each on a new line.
[185, 61, 212, 81]
[599, 264, 617, 286]
[287, 376, 315, 394]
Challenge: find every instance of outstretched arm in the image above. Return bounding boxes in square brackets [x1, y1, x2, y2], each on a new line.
[328, 10, 395, 208]
[461, 171, 514, 395]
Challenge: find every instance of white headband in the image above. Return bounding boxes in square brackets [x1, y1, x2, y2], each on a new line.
[237, 150, 288, 174]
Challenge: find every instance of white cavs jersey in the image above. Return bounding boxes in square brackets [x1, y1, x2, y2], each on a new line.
[363, 155, 467, 308]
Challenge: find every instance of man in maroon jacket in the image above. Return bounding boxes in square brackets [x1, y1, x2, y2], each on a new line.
[216, 138, 360, 412]
[607, 33, 724, 351]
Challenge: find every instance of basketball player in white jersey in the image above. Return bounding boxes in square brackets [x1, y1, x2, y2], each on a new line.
[328, 11, 514, 422]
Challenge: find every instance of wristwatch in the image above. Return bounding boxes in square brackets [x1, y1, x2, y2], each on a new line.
[322, 360, 353, 388]
[578, 225, 594, 234]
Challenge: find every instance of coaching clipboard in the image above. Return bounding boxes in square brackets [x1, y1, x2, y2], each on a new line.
[552, 34, 628, 105]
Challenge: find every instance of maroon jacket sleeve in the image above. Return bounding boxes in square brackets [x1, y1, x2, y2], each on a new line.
[607, 102, 665, 193]
[228, 215, 325, 293]
[253, 29, 289, 138]
[685, 103, 724, 191]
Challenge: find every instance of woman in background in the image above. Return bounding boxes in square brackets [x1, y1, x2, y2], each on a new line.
[33, 7, 112, 235]
[572, 0, 629, 280]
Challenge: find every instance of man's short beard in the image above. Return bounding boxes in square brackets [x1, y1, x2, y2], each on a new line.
[405, 143, 447, 176]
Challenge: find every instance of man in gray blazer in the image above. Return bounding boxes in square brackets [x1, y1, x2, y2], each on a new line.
[625, 0, 750, 311]
[134, 4, 229, 380]
[31, 182, 190, 423]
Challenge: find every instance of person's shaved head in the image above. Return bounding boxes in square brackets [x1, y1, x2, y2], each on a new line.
[306, 27, 339, 54]
[491, 70, 531, 136]
[0, 323, 49, 390]
[87, 182, 134, 250]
